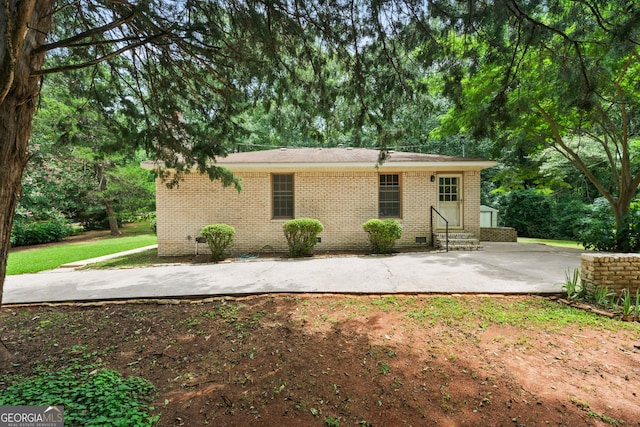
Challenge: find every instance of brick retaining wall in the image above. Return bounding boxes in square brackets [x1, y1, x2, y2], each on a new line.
[581, 253, 640, 295]
[480, 227, 518, 242]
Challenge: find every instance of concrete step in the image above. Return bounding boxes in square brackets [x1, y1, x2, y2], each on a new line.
[435, 232, 475, 239]
[434, 231, 482, 251]
[446, 243, 484, 251]
[440, 238, 479, 245]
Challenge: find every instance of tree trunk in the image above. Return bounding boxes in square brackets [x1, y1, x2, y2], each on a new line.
[0, 122, 24, 363]
[0, 0, 53, 365]
[95, 163, 121, 236]
[612, 193, 635, 253]
[104, 198, 121, 236]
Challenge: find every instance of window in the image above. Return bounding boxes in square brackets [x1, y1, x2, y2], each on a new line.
[272, 174, 294, 218]
[439, 176, 459, 202]
[379, 174, 401, 217]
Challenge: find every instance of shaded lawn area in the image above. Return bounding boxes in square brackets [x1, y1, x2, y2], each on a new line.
[7, 234, 157, 275]
[518, 237, 585, 250]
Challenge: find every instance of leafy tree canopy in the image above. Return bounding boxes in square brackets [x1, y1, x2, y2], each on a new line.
[436, 0, 640, 250]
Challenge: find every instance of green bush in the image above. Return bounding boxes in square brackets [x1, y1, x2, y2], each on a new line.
[498, 189, 554, 238]
[552, 197, 589, 239]
[79, 210, 123, 231]
[363, 219, 402, 254]
[283, 218, 324, 257]
[11, 218, 73, 247]
[576, 198, 640, 252]
[201, 224, 236, 261]
[493, 190, 588, 239]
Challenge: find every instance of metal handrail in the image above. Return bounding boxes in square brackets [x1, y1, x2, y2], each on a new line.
[430, 206, 449, 252]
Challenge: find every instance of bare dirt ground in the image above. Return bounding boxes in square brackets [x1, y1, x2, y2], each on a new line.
[2, 294, 639, 427]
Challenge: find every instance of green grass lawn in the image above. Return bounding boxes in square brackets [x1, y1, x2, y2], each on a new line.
[518, 237, 585, 250]
[83, 248, 161, 270]
[8, 228, 157, 275]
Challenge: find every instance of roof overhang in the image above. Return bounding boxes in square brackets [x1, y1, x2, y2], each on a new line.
[141, 159, 497, 172]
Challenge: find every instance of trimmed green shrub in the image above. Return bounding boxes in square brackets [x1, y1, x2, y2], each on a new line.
[283, 218, 324, 257]
[363, 219, 402, 254]
[10, 218, 73, 247]
[201, 224, 236, 261]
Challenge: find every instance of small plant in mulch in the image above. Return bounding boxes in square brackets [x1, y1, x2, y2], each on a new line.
[558, 268, 640, 322]
[324, 415, 342, 427]
[561, 268, 585, 301]
[619, 288, 640, 320]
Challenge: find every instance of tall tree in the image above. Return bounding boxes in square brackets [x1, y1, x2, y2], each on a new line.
[28, 69, 148, 235]
[0, 0, 312, 363]
[438, 0, 640, 251]
[1, 2, 52, 317]
[0, 0, 312, 313]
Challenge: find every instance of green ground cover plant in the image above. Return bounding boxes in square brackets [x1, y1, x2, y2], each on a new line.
[0, 356, 158, 427]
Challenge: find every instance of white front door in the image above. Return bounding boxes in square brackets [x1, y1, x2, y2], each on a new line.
[438, 175, 462, 228]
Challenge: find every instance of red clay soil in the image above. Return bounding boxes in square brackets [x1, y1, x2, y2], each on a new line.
[1, 294, 639, 427]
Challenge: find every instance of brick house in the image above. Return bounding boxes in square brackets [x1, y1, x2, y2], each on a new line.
[143, 147, 496, 256]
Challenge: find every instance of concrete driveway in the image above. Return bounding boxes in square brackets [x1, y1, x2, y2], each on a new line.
[2, 242, 584, 304]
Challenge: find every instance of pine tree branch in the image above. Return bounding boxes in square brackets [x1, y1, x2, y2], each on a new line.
[503, 0, 592, 93]
[33, 9, 136, 54]
[31, 32, 166, 76]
